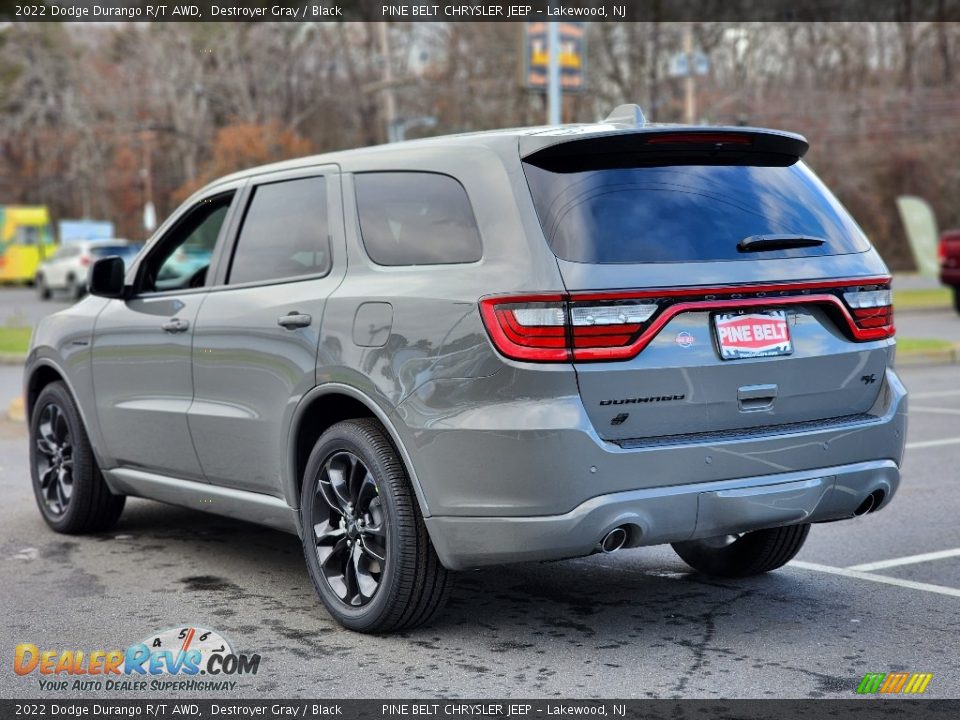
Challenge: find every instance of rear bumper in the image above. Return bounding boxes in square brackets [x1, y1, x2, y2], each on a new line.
[411, 367, 907, 570]
[427, 458, 900, 570]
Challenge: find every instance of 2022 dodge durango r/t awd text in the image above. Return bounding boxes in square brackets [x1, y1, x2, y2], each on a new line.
[25, 105, 906, 633]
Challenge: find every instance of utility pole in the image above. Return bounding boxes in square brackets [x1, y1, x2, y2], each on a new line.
[683, 25, 696, 124]
[140, 130, 156, 233]
[378, 22, 398, 143]
[547, 20, 561, 126]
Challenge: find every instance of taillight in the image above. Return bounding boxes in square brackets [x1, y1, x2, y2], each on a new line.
[79, 255, 91, 267]
[842, 287, 895, 338]
[479, 295, 658, 362]
[480, 278, 894, 364]
[479, 295, 569, 362]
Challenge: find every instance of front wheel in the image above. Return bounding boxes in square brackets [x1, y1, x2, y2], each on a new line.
[671, 524, 810, 578]
[300, 419, 450, 633]
[29, 382, 125, 533]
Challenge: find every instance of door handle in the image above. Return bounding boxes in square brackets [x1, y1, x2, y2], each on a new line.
[277, 312, 312, 329]
[160, 318, 190, 333]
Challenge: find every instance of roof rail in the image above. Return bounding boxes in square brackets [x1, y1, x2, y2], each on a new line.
[603, 104, 646, 127]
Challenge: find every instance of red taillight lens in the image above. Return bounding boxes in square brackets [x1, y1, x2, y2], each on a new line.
[841, 287, 895, 339]
[479, 295, 657, 362]
[479, 295, 570, 362]
[79, 255, 91, 267]
[481, 279, 894, 364]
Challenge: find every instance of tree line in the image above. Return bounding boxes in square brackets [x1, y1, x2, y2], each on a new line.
[1, 21, 958, 269]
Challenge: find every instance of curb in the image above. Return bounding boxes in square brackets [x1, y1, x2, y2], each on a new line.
[0, 352, 26, 366]
[7, 397, 24, 423]
[896, 342, 960, 368]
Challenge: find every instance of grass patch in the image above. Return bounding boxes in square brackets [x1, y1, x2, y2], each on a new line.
[897, 337, 954, 354]
[893, 287, 952, 310]
[0, 327, 31, 354]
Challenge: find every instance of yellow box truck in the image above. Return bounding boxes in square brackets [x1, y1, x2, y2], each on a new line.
[0, 206, 56, 284]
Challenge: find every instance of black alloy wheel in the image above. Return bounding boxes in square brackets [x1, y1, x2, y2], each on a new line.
[34, 402, 75, 516]
[312, 450, 387, 606]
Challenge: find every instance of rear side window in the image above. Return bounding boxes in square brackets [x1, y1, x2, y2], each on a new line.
[228, 177, 329, 285]
[355, 172, 482, 266]
[522, 161, 870, 263]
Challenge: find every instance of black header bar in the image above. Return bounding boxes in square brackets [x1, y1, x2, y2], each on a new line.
[3, 0, 960, 22]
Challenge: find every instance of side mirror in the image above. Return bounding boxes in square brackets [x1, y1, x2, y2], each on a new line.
[88, 256, 127, 299]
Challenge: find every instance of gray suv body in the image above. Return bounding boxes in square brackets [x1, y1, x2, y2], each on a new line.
[25, 110, 907, 632]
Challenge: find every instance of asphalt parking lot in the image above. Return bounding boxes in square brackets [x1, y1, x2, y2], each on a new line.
[1, 295, 959, 699]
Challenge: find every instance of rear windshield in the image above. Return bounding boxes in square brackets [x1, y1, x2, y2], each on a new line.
[522, 161, 870, 263]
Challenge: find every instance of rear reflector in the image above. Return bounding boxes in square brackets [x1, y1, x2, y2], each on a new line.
[480, 278, 894, 363]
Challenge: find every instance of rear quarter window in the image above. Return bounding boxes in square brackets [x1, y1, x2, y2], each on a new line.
[522, 161, 870, 264]
[354, 172, 482, 266]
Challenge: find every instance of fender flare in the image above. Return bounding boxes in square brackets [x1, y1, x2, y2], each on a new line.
[24, 356, 109, 470]
[284, 382, 431, 519]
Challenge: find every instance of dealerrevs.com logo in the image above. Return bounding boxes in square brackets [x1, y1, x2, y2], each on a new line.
[14, 626, 260, 692]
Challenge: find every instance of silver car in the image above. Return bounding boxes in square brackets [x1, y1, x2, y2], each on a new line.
[24, 107, 906, 632]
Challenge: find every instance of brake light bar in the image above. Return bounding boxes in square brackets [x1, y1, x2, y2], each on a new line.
[646, 132, 752, 146]
[480, 277, 894, 363]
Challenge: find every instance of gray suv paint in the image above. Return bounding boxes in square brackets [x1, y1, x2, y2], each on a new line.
[24, 108, 907, 632]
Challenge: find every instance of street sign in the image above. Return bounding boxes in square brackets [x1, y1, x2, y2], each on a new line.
[522, 22, 586, 92]
[668, 50, 709, 78]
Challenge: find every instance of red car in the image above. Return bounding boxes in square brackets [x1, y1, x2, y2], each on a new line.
[941, 229, 960, 313]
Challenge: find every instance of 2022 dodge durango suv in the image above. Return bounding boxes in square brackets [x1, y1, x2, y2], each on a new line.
[25, 106, 907, 633]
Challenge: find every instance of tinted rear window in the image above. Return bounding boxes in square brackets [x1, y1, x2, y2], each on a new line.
[355, 172, 482, 266]
[522, 161, 870, 263]
[228, 176, 329, 285]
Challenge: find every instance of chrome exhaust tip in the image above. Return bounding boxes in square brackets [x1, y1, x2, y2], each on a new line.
[600, 527, 628, 554]
[853, 494, 876, 517]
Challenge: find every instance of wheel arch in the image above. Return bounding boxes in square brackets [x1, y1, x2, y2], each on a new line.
[25, 361, 70, 424]
[24, 357, 109, 469]
[286, 383, 430, 520]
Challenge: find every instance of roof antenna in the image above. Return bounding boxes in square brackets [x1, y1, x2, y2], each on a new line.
[604, 104, 646, 127]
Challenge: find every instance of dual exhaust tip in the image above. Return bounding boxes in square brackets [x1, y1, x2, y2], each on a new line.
[599, 490, 885, 552]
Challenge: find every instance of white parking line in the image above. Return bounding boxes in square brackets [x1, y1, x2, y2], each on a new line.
[911, 405, 960, 416]
[791, 560, 960, 598]
[905, 436, 960, 450]
[847, 548, 960, 572]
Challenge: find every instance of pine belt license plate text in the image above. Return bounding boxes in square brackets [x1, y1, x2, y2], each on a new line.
[714, 310, 793, 360]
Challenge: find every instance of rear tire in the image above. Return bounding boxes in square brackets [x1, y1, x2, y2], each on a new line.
[671, 523, 810, 578]
[300, 419, 450, 633]
[29, 382, 125, 534]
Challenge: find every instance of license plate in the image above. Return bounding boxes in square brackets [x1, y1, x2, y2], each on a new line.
[714, 310, 793, 360]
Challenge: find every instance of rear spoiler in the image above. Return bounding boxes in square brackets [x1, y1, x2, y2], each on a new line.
[521, 126, 809, 172]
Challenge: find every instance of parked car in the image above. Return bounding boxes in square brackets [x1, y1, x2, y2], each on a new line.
[24, 106, 906, 633]
[939, 229, 960, 313]
[35, 239, 142, 300]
